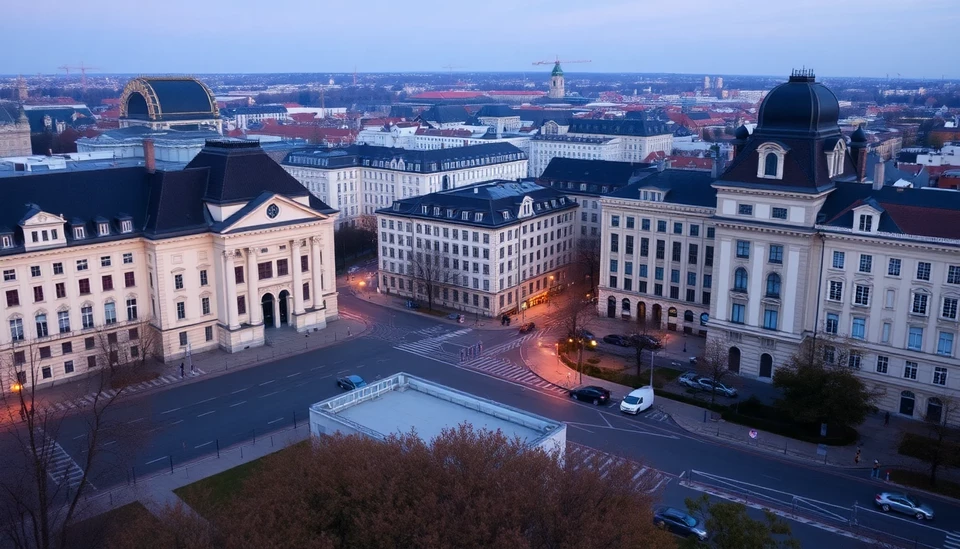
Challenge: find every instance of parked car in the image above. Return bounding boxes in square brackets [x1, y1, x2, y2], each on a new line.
[519, 322, 536, 334]
[875, 492, 934, 520]
[697, 378, 738, 398]
[603, 334, 631, 347]
[569, 329, 596, 343]
[405, 300, 420, 309]
[337, 375, 367, 391]
[630, 334, 663, 349]
[678, 371, 701, 388]
[347, 266, 360, 274]
[620, 386, 655, 415]
[653, 506, 708, 540]
[569, 386, 610, 405]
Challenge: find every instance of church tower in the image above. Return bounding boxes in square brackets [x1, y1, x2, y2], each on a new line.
[548, 61, 565, 99]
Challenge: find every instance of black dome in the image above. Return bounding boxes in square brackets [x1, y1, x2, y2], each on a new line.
[756, 72, 840, 138]
[851, 124, 867, 144]
[734, 124, 750, 140]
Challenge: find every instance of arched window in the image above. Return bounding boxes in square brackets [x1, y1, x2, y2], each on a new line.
[734, 268, 749, 292]
[766, 273, 781, 298]
[927, 397, 943, 424]
[621, 298, 631, 313]
[764, 153, 778, 177]
[899, 390, 915, 417]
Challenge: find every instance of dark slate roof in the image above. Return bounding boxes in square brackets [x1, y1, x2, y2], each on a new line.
[756, 72, 840, 139]
[283, 142, 525, 174]
[416, 105, 471, 125]
[388, 105, 416, 119]
[222, 105, 288, 116]
[377, 180, 577, 229]
[607, 169, 717, 208]
[865, 153, 930, 187]
[818, 181, 960, 240]
[23, 106, 95, 132]
[476, 105, 517, 118]
[0, 141, 334, 256]
[515, 109, 575, 128]
[568, 118, 672, 137]
[124, 77, 218, 122]
[538, 158, 656, 196]
[188, 140, 310, 205]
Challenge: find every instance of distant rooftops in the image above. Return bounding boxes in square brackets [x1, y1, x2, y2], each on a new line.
[283, 142, 526, 173]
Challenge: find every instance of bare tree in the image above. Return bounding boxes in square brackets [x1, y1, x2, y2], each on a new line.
[574, 236, 601, 296]
[919, 394, 959, 486]
[559, 299, 597, 385]
[696, 336, 735, 406]
[0, 332, 145, 549]
[409, 250, 453, 311]
[628, 317, 664, 380]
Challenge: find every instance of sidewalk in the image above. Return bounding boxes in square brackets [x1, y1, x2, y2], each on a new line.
[4, 315, 368, 426]
[520, 331, 957, 484]
[73, 423, 311, 524]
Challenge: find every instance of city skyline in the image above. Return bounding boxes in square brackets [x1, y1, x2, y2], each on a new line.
[2, 0, 958, 79]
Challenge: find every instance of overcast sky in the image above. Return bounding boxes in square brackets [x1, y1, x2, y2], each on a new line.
[3, 0, 957, 78]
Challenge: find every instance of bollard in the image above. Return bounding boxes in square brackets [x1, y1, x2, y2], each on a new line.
[271, 435, 274, 447]
[216, 439, 220, 458]
[703, 410, 707, 423]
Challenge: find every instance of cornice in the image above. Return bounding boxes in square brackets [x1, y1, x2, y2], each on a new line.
[712, 184, 832, 201]
[817, 225, 960, 251]
[713, 220, 817, 238]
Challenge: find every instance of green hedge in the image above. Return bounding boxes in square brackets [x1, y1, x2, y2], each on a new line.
[721, 397, 858, 446]
[654, 389, 728, 414]
[898, 432, 960, 467]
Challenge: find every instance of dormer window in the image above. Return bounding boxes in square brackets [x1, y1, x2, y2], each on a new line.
[0, 235, 12, 249]
[462, 211, 469, 221]
[98, 223, 110, 236]
[74, 226, 86, 240]
[433, 207, 440, 216]
[475, 213, 483, 222]
[858, 214, 873, 232]
[421, 205, 428, 214]
[447, 209, 454, 218]
[756, 142, 787, 180]
[393, 203, 400, 211]
[120, 220, 133, 233]
[502, 210, 511, 220]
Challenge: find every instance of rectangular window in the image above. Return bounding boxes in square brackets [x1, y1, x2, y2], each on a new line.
[763, 309, 778, 330]
[200, 269, 208, 286]
[736, 240, 750, 259]
[235, 266, 244, 284]
[825, 313, 839, 334]
[828, 281, 843, 301]
[609, 233, 619, 253]
[933, 367, 948, 386]
[903, 361, 918, 380]
[768, 245, 783, 264]
[87, 356, 97, 369]
[62, 341, 72, 354]
[609, 276, 618, 289]
[858, 254, 872, 273]
[912, 293, 929, 315]
[78, 278, 91, 295]
[848, 351, 862, 370]
[731, 303, 745, 324]
[237, 296, 247, 315]
[655, 267, 663, 281]
[101, 256, 111, 267]
[42, 366, 51, 379]
[53, 262, 63, 275]
[33, 286, 44, 302]
[626, 217, 635, 229]
[76, 259, 87, 271]
[276, 259, 289, 276]
[30, 266, 41, 277]
[35, 314, 49, 337]
[670, 269, 680, 284]
[916, 262, 931, 281]
[688, 243, 698, 264]
[888, 258, 901, 277]
[609, 259, 618, 273]
[104, 302, 117, 324]
[858, 214, 873, 232]
[689, 224, 700, 237]
[625, 235, 634, 255]
[655, 240, 665, 260]
[875, 356, 888, 374]
[102, 275, 113, 291]
[672, 242, 681, 262]
[738, 204, 753, 216]
[948, 265, 960, 285]
[937, 332, 954, 356]
[641, 219, 650, 231]
[639, 265, 648, 278]
[673, 222, 683, 234]
[179, 332, 188, 346]
[58, 311, 70, 333]
[943, 298, 959, 320]
[772, 207, 788, 220]
[6, 289, 18, 307]
[854, 285, 870, 306]
[201, 297, 211, 315]
[851, 317, 866, 339]
[123, 252, 133, 264]
[301, 255, 309, 272]
[881, 322, 891, 343]
[124, 272, 135, 287]
[703, 274, 712, 288]
[176, 302, 186, 320]
[908, 327, 923, 350]
[656, 220, 666, 232]
[174, 273, 184, 289]
[687, 272, 697, 286]
[640, 238, 649, 257]
[832, 251, 845, 269]
[205, 326, 214, 342]
[885, 289, 896, 309]
[5, 268, 18, 281]
[258, 262, 273, 280]
[611, 215, 620, 227]
[64, 361, 74, 374]
[10, 318, 24, 341]
[81, 306, 94, 329]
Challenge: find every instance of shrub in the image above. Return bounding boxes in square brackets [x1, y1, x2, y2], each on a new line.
[586, 358, 601, 365]
[898, 433, 960, 468]
[722, 397, 858, 446]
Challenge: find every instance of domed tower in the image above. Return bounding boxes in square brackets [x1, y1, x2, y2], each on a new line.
[849, 124, 869, 182]
[548, 61, 565, 99]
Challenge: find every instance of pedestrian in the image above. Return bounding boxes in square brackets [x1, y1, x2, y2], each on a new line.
[871, 460, 880, 479]
[854, 448, 861, 465]
[884, 411, 890, 426]
[180, 362, 185, 378]
[478, 341, 483, 353]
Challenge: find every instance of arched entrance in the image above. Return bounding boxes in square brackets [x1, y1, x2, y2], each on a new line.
[683, 310, 694, 334]
[728, 346, 741, 374]
[637, 302, 646, 322]
[261, 293, 275, 328]
[759, 353, 773, 378]
[652, 304, 662, 328]
[621, 298, 631, 319]
[442, 175, 450, 190]
[899, 391, 915, 417]
[667, 307, 678, 331]
[926, 397, 942, 423]
[278, 289, 290, 326]
[606, 296, 616, 318]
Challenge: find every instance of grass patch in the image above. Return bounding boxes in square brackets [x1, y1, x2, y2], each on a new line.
[70, 501, 157, 548]
[560, 352, 681, 389]
[174, 456, 266, 516]
[888, 469, 960, 500]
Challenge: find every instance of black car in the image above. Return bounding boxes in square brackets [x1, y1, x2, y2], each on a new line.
[519, 322, 536, 334]
[630, 334, 663, 349]
[569, 385, 610, 405]
[602, 334, 631, 346]
[653, 506, 708, 540]
[569, 329, 597, 342]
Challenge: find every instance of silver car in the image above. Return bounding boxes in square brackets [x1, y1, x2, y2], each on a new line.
[875, 492, 934, 520]
[697, 378, 738, 398]
[678, 372, 701, 388]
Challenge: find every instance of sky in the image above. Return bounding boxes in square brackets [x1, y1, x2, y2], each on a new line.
[2, 0, 958, 78]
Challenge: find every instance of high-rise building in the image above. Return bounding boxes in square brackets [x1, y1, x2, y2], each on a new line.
[703, 76, 711, 90]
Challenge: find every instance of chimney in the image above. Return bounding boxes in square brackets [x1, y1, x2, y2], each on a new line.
[856, 147, 868, 182]
[872, 161, 885, 191]
[143, 138, 156, 173]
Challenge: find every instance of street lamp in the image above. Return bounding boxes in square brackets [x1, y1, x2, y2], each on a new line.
[649, 350, 656, 388]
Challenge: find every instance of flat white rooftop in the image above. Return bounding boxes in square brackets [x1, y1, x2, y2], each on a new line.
[309, 373, 565, 454]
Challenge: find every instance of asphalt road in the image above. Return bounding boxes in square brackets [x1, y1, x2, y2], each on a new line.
[16, 294, 960, 549]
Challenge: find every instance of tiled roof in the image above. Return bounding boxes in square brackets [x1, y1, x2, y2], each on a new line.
[568, 118, 672, 137]
[818, 182, 960, 240]
[376, 180, 577, 228]
[607, 169, 717, 208]
[538, 158, 655, 195]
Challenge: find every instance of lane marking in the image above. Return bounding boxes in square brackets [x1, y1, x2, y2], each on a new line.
[169, 419, 183, 426]
[568, 424, 596, 434]
[260, 391, 281, 399]
[230, 388, 247, 394]
[195, 441, 213, 449]
[73, 434, 85, 440]
[161, 407, 181, 415]
[126, 418, 144, 424]
[145, 456, 168, 465]
[310, 366, 324, 371]
[258, 380, 276, 386]
[286, 372, 301, 378]
[197, 411, 215, 418]
[103, 440, 117, 446]
[193, 397, 217, 405]
[228, 401, 246, 408]
[267, 417, 284, 425]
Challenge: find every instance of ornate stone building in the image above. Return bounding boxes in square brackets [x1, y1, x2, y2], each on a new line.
[0, 102, 32, 157]
[118, 77, 222, 133]
[0, 140, 338, 388]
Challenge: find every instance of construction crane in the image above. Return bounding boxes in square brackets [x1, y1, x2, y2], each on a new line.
[57, 62, 101, 91]
[532, 57, 591, 67]
[442, 64, 465, 72]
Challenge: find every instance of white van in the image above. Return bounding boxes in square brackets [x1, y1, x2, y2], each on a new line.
[619, 386, 655, 415]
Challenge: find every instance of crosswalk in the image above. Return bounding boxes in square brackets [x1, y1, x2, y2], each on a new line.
[462, 356, 569, 395]
[945, 531, 960, 549]
[480, 333, 537, 356]
[565, 442, 670, 494]
[36, 427, 92, 491]
[393, 328, 473, 361]
[36, 369, 207, 416]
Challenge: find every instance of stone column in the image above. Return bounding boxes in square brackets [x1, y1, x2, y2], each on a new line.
[246, 248, 262, 325]
[223, 250, 239, 329]
[291, 239, 305, 314]
[273, 295, 281, 328]
[311, 236, 323, 306]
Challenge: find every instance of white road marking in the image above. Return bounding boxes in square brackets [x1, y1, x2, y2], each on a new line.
[126, 418, 144, 424]
[73, 434, 85, 440]
[260, 391, 281, 399]
[286, 372, 301, 378]
[193, 397, 217, 405]
[228, 401, 246, 407]
[169, 419, 183, 426]
[197, 411, 215, 418]
[267, 417, 284, 425]
[161, 407, 181, 414]
[230, 388, 247, 394]
[195, 441, 213, 449]
[145, 456, 167, 465]
[258, 380, 275, 386]
[103, 440, 117, 446]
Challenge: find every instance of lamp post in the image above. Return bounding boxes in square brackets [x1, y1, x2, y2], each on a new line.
[649, 350, 656, 388]
[555, 342, 559, 368]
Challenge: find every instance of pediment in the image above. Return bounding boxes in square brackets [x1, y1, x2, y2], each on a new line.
[216, 193, 329, 233]
[20, 209, 66, 227]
